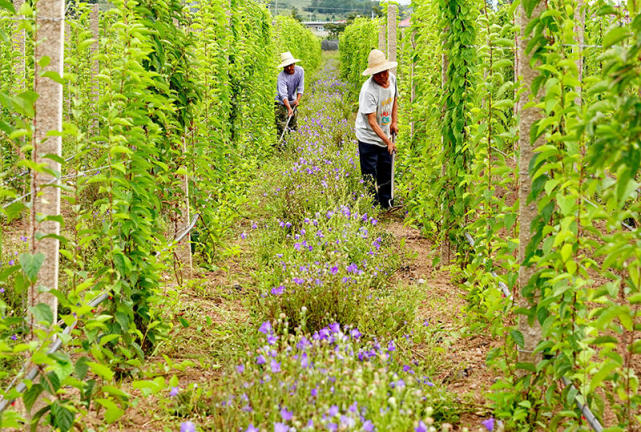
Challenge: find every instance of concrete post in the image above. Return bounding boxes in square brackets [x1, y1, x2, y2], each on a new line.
[387, 4, 397, 75]
[30, 0, 65, 331]
[517, 1, 545, 366]
[176, 137, 192, 279]
[90, 4, 99, 132]
[378, 21, 386, 53]
[12, 0, 25, 91]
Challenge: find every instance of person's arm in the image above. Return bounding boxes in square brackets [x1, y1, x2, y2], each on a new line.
[277, 73, 294, 116]
[293, 68, 304, 107]
[390, 97, 399, 135]
[283, 98, 294, 117]
[367, 113, 396, 154]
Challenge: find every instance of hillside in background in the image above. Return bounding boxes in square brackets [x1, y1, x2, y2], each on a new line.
[266, 0, 410, 22]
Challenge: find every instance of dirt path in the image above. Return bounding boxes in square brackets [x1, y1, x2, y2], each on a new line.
[385, 215, 498, 429]
[102, 58, 500, 431]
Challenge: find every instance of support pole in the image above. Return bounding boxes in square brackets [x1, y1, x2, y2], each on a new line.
[90, 3, 99, 132]
[378, 21, 386, 53]
[12, 0, 25, 91]
[30, 0, 65, 334]
[387, 4, 397, 75]
[517, 1, 545, 365]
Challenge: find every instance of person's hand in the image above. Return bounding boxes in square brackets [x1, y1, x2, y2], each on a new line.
[386, 138, 397, 155]
[287, 107, 294, 118]
[390, 122, 399, 135]
[292, 99, 299, 108]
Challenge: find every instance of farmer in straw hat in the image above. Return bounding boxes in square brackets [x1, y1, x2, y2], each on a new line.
[355, 49, 399, 209]
[275, 51, 305, 139]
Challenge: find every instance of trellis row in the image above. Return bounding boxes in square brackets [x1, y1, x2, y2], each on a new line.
[341, 2, 640, 429]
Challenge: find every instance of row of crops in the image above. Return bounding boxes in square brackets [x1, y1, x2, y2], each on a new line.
[340, 1, 640, 430]
[0, 0, 321, 429]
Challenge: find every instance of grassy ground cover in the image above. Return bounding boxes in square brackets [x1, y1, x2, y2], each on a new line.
[103, 55, 500, 432]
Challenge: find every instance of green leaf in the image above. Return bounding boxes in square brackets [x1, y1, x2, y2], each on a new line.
[31, 303, 53, 326]
[95, 399, 124, 424]
[23, 383, 44, 412]
[87, 362, 114, 381]
[19, 252, 46, 282]
[0, 0, 15, 13]
[178, 316, 190, 328]
[510, 330, 524, 348]
[74, 357, 90, 380]
[41, 71, 65, 85]
[50, 401, 74, 432]
[603, 26, 630, 49]
[590, 360, 619, 392]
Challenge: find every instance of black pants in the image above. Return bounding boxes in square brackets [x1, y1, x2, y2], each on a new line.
[358, 141, 393, 209]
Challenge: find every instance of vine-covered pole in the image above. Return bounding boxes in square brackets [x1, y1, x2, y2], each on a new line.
[12, 0, 25, 90]
[574, 0, 585, 105]
[30, 0, 65, 332]
[387, 4, 397, 75]
[517, 0, 545, 364]
[378, 21, 386, 52]
[90, 3, 99, 131]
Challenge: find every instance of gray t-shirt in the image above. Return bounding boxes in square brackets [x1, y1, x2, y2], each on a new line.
[355, 74, 398, 147]
[275, 66, 305, 105]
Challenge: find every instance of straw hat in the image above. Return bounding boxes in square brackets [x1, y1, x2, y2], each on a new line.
[278, 51, 301, 68]
[362, 49, 397, 76]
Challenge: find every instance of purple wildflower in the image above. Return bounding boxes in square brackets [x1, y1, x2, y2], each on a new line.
[482, 418, 495, 431]
[363, 420, 375, 432]
[267, 334, 278, 345]
[10, 334, 17, 341]
[271, 285, 285, 295]
[274, 423, 289, 432]
[415, 422, 427, 432]
[329, 322, 340, 333]
[259, 321, 272, 334]
[297, 336, 311, 350]
[388, 340, 396, 352]
[271, 359, 281, 373]
[281, 407, 293, 421]
[311, 387, 318, 397]
[328, 405, 339, 417]
[236, 364, 245, 374]
[330, 266, 339, 275]
[169, 387, 180, 397]
[245, 425, 259, 432]
[300, 352, 309, 368]
[180, 422, 196, 432]
[350, 328, 362, 339]
[240, 232, 247, 240]
[256, 354, 266, 365]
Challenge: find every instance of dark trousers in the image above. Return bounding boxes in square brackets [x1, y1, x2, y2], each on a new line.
[275, 102, 298, 139]
[358, 141, 393, 209]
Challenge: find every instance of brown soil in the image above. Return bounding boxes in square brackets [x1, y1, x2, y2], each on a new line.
[384, 214, 500, 431]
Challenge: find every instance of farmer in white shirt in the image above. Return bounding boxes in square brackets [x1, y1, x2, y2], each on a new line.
[275, 51, 305, 138]
[355, 49, 399, 209]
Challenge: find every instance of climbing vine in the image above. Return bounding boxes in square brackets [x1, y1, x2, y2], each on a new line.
[0, 0, 322, 429]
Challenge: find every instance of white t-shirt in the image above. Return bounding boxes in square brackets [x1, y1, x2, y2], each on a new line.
[355, 74, 397, 148]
